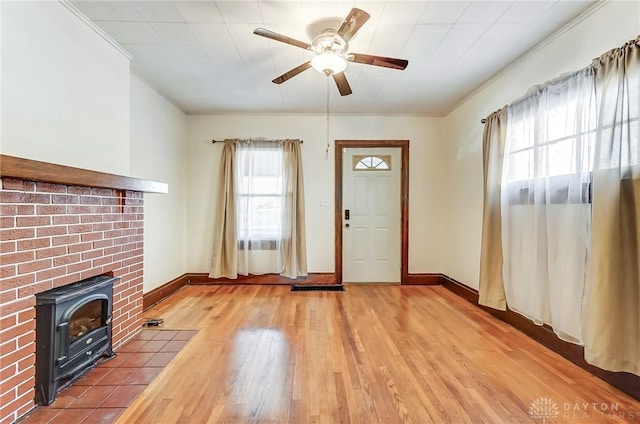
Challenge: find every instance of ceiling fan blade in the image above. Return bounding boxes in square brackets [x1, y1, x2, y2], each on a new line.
[348, 53, 408, 70]
[253, 28, 311, 50]
[333, 72, 352, 96]
[337, 8, 370, 42]
[272, 62, 312, 84]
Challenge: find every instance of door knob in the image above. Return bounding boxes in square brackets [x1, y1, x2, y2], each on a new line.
[345, 223, 350, 228]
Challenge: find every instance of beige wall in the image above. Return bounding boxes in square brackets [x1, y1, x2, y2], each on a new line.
[129, 75, 188, 292]
[0, 1, 188, 293]
[1, 1, 130, 175]
[186, 114, 444, 275]
[441, 1, 640, 288]
[6, 0, 638, 291]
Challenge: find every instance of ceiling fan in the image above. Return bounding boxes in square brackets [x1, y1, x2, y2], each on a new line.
[253, 8, 409, 96]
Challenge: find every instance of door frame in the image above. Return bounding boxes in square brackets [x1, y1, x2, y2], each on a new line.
[334, 140, 409, 285]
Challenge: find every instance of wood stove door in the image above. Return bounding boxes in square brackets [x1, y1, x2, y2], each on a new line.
[67, 298, 107, 356]
[58, 295, 112, 378]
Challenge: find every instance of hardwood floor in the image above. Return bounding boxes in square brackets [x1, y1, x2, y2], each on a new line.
[117, 285, 640, 423]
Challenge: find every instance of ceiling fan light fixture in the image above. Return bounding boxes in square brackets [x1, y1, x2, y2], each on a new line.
[311, 53, 347, 75]
[253, 8, 407, 95]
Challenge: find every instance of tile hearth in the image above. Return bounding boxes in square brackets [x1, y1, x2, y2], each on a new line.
[18, 329, 196, 424]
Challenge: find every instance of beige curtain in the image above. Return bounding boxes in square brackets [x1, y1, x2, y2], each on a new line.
[209, 139, 307, 280]
[209, 140, 238, 278]
[478, 107, 508, 310]
[584, 37, 640, 374]
[281, 140, 308, 278]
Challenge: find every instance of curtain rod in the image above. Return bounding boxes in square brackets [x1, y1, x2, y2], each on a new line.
[211, 139, 303, 144]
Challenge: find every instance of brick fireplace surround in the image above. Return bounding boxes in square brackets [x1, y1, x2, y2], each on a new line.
[0, 156, 166, 424]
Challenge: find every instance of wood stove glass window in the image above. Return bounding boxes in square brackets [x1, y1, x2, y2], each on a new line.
[69, 299, 104, 341]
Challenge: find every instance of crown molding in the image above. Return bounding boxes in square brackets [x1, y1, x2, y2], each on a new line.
[446, 0, 609, 116]
[58, 0, 133, 61]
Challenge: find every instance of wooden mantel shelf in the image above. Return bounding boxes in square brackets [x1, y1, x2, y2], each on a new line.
[0, 154, 168, 194]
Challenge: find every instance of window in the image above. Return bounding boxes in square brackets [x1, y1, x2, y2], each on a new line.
[506, 104, 595, 182]
[353, 155, 391, 170]
[504, 70, 596, 204]
[236, 145, 284, 249]
[210, 138, 307, 279]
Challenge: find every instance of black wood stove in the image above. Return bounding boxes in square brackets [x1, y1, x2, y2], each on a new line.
[35, 275, 117, 405]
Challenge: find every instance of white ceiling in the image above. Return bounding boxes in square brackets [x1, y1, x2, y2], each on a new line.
[71, 0, 598, 115]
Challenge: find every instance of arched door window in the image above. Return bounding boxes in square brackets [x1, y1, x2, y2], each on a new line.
[353, 155, 391, 171]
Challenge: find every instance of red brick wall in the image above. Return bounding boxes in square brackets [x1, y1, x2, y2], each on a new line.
[0, 178, 144, 424]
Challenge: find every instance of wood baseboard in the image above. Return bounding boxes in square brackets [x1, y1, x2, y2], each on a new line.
[194, 272, 445, 286]
[440, 274, 640, 401]
[185, 272, 336, 285]
[142, 274, 190, 311]
[440, 275, 479, 303]
[404, 273, 443, 285]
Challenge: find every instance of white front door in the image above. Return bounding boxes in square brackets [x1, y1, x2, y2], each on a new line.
[342, 147, 401, 283]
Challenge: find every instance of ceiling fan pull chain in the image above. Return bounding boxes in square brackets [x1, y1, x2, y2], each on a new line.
[325, 76, 331, 161]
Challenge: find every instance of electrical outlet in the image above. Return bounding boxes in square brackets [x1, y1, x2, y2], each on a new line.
[320, 199, 329, 207]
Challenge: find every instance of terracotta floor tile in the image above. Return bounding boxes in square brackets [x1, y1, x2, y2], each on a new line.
[48, 385, 90, 408]
[160, 339, 189, 352]
[115, 339, 147, 353]
[73, 367, 114, 386]
[125, 367, 163, 385]
[132, 330, 159, 340]
[144, 351, 177, 367]
[20, 326, 192, 423]
[80, 408, 125, 424]
[17, 407, 61, 424]
[68, 385, 118, 408]
[119, 352, 155, 367]
[100, 385, 146, 408]
[173, 330, 198, 340]
[151, 330, 179, 340]
[48, 408, 94, 423]
[137, 339, 168, 353]
[95, 352, 132, 368]
[95, 367, 138, 386]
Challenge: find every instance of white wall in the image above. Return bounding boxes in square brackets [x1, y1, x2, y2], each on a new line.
[0, 1, 130, 175]
[442, 1, 640, 288]
[186, 114, 444, 275]
[130, 75, 187, 292]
